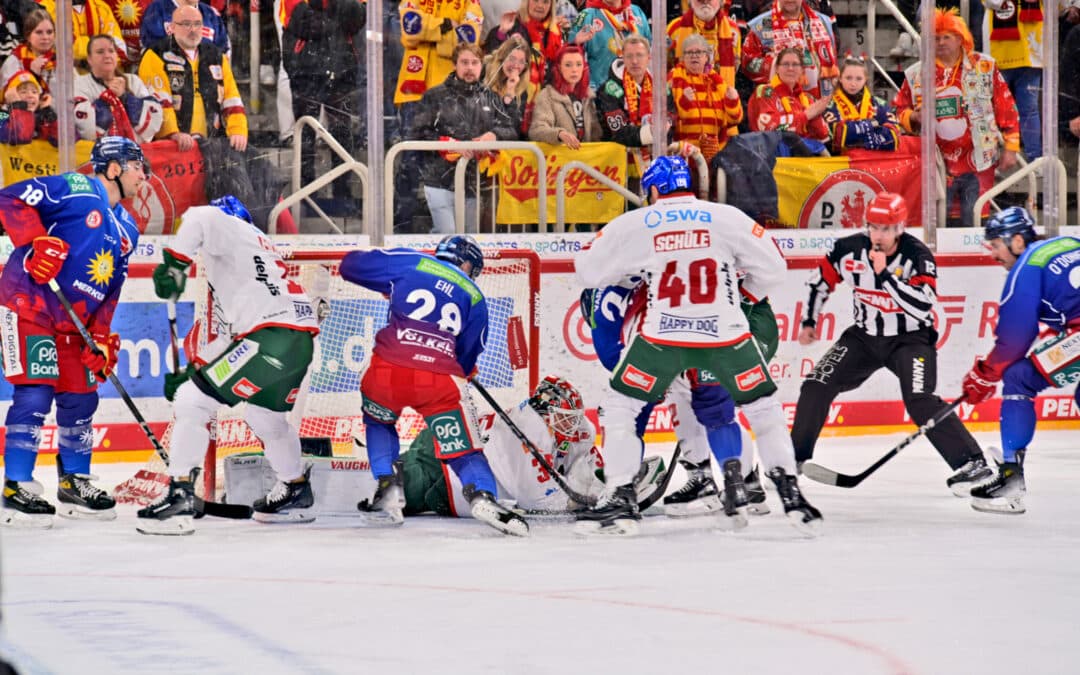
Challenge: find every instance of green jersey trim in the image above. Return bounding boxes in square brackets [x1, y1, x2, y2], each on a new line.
[415, 258, 483, 305]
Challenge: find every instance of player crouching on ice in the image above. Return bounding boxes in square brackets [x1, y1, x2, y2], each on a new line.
[398, 376, 667, 517]
[136, 196, 320, 535]
[340, 235, 529, 536]
[573, 155, 822, 536]
[962, 207, 1080, 514]
[0, 136, 146, 528]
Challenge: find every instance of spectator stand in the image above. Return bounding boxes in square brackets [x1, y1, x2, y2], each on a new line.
[270, 115, 370, 235]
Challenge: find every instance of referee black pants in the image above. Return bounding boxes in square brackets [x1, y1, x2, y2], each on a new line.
[791, 326, 981, 469]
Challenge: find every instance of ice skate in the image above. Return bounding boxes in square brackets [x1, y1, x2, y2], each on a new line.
[253, 467, 316, 524]
[971, 451, 1026, 515]
[464, 484, 529, 536]
[744, 466, 770, 515]
[574, 483, 641, 536]
[56, 464, 117, 521]
[357, 462, 405, 526]
[2, 479, 55, 529]
[946, 455, 993, 497]
[766, 467, 823, 537]
[136, 471, 198, 536]
[663, 458, 721, 518]
[717, 459, 748, 531]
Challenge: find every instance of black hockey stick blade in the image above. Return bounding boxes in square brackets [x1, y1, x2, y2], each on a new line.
[637, 443, 682, 510]
[195, 496, 254, 519]
[801, 395, 968, 489]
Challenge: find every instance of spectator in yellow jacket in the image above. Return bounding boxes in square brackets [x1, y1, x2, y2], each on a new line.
[41, 0, 128, 65]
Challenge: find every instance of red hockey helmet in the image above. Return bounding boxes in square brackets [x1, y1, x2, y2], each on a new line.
[528, 375, 587, 446]
[865, 192, 908, 228]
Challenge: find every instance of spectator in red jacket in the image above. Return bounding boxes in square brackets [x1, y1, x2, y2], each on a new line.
[747, 46, 830, 144]
[0, 69, 57, 144]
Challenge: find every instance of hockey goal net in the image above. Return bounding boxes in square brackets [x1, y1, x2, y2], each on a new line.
[115, 248, 540, 503]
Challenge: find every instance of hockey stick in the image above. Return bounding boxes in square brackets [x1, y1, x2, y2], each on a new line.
[47, 280, 251, 519]
[166, 300, 180, 372]
[636, 443, 682, 511]
[469, 379, 598, 507]
[801, 394, 969, 488]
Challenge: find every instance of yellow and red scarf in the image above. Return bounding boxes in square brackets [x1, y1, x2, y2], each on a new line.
[989, 0, 1043, 41]
[769, 0, 837, 79]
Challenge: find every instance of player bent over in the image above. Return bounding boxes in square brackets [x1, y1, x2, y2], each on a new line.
[340, 235, 529, 536]
[574, 155, 821, 536]
[962, 208, 1080, 514]
[399, 376, 666, 517]
[136, 196, 320, 535]
[792, 192, 990, 494]
[0, 136, 145, 527]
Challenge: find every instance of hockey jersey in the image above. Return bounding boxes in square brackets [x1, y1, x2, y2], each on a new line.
[803, 231, 937, 337]
[167, 206, 318, 338]
[983, 236, 1080, 378]
[339, 248, 488, 377]
[575, 195, 785, 347]
[0, 172, 139, 334]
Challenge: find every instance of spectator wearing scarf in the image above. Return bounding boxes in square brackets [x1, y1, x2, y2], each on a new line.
[393, 0, 484, 105]
[597, 34, 675, 161]
[0, 9, 56, 95]
[567, 0, 649, 92]
[483, 0, 563, 107]
[41, 0, 128, 64]
[823, 55, 899, 153]
[666, 0, 740, 89]
[748, 46, 830, 143]
[529, 44, 602, 147]
[670, 32, 742, 163]
[74, 34, 162, 142]
[742, 0, 837, 97]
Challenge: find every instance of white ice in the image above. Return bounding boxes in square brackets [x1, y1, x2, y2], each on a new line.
[3, 430, 1080, 675]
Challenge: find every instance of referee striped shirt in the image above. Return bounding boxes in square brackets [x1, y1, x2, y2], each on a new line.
[803, 232, 938, 337]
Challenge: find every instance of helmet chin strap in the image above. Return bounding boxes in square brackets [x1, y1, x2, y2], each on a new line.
[112, 163, 128, 200]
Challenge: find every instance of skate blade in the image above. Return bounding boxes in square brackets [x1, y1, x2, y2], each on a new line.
[1, 510, 54, 529]
[136, 516, 195, 536]
[57, 504, 117, 521]
[253, 509, 316, 524]
[971, 496, 1026, 515]
[664, 495, 722, 518]
[573, 517, 640, 537]
[747, 500, 771, 516]
[355, 510, 405, 527]
[950, 483, 974, 498]
[786, 511, 824, 538]
[716, 507, 748, 532]
[470, 501, 529, 537]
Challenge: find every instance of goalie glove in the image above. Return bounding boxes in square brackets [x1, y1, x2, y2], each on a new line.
[26, 236, 70, 284]
[81, 332, 120, 382]
[152, 249, 192, 301]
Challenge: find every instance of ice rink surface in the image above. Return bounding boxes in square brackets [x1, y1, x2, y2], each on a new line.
[2, 429, 1079, 675]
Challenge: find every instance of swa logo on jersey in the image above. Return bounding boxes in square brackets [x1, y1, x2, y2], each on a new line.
[653, 229, 711, 252]
[645, 209, 713, 228]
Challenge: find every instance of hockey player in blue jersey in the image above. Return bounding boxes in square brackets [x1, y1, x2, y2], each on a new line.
[962, 207, 1080, 515]
[339, 235, 529, 536]
[0, 136, 146, 528]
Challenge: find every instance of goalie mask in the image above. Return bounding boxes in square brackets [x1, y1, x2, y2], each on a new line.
[529, 376, 587, 454]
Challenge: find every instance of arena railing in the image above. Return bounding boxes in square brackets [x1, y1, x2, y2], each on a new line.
[973, 157, 1069, 234]
[268, 116, 370, 235]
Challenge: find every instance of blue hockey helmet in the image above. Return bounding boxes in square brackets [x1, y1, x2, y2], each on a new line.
[435, 235, 484, 279]
[90, 136, 149, 175]
[984, 206, 1036, 244]
[641, 155, 692, 197]
[210, 194, 254, 224]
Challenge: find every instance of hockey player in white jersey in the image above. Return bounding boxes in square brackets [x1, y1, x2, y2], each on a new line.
[135, 196, 320, 535]
[398, 376, 665, 517]
[573, 155, 822, 536]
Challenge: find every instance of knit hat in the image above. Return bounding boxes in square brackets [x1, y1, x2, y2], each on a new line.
[933, 8, 974, 54]
[4, 70, 42, 98]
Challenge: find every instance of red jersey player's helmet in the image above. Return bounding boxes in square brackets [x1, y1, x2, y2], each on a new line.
[529, 375, 587, 447]
[865, 192, 908, 229]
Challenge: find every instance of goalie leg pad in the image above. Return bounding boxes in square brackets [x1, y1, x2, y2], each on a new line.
[55, 391, 98, 476]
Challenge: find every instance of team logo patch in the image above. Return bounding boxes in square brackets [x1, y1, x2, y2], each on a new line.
[209, 65, 223, 80]
[406, 54, 424, 73]
[752, 223, 765, 238]
[734, 365, 766, 391]
[402, 11, 422, 34]
[844, 259, 868, 274]
[231, 378, 260, 399]
[454, 25, 476, 43]
[85, 210, 102, 228]
[430, 410, 471, 457]
[26, 336, 59, 380]
[620, 364, 657, 392]
[86, 249, 115, 287]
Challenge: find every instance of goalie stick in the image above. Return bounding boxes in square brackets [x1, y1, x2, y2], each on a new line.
[47, 280, 252, 519]
[801, 395, 968, 488]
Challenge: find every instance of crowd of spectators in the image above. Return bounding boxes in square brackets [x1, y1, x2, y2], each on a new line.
[0, 0, 1078, 233]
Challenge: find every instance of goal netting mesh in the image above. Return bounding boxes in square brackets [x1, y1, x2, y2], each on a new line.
[114, 248, 540, 504]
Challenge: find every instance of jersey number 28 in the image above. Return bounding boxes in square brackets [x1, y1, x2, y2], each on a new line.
[405, 289, 462, 335]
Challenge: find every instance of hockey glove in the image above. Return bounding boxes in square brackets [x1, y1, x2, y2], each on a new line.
[81, 332, 121, 382]
[164, 363, 194, 402]
[26, 236, 70, 284]
[962, 359, 999, 404]
[152, 249, 191, 301]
